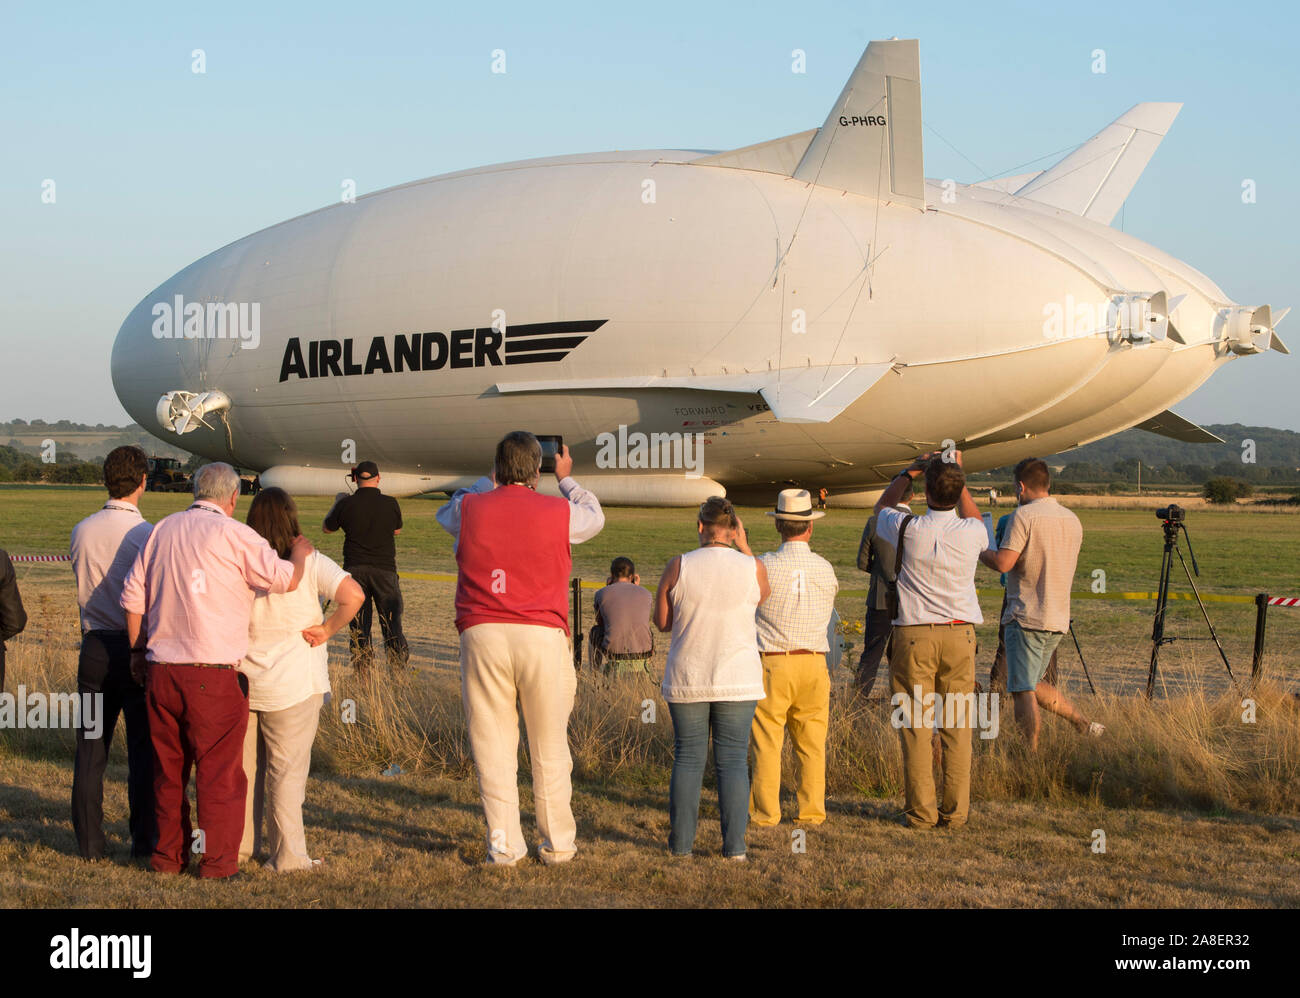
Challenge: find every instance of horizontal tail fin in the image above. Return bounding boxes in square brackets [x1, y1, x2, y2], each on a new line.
[494, 363, 893, 423]
[694, 129, 818, 175]
[1014, 102, 1182, 224]
[1134, 409, 1224, 444]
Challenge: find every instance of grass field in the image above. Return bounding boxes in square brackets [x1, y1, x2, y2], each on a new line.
[1, 485, 1298, 908]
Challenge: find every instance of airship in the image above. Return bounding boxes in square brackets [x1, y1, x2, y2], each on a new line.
[111, 38, 1288, 506]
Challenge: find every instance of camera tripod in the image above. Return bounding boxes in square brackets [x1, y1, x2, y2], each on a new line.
[1146, 515, 1236, 699]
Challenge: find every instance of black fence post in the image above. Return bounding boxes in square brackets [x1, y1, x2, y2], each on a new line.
[1251, 593, 1268, 687]
[572, 578, 583, 670]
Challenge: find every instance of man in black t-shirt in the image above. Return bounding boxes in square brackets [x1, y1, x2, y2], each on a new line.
[323, 461, 410, 669]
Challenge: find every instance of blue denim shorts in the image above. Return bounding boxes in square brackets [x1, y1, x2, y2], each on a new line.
[1004, 620, 1064, 693]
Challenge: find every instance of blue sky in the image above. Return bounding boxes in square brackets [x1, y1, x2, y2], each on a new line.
[1, 0, 1296, 432]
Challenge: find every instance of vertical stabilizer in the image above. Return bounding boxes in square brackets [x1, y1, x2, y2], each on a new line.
[792, 39, 925, 207]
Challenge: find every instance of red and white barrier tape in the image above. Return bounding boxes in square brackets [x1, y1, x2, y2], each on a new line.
[7, 551, 1300, 606]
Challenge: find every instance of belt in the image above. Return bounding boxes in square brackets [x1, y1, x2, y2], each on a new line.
[761, 649, 821, 658]
[610, 652, 652, 660]
[154, 662, 236, 670]
[899, 621, 973, 628]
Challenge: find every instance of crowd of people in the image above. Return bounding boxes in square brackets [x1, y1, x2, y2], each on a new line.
[0, 432, 1104, 872]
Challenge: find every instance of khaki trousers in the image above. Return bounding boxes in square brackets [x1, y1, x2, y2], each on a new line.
[239, 693, 322, 871]
[890, 624, 975, 828]
[460, 622, 577, 865]
[749, 653, 829, 825]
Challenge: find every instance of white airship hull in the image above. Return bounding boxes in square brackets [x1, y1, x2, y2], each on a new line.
[111, 40, 1282, 503]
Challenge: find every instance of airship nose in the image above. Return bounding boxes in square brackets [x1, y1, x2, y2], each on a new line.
[111, 288, 220, 438]
[111, 294, 173, 434]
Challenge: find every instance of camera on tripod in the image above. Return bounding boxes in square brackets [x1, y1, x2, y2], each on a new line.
[1146, 501, 1235, 698]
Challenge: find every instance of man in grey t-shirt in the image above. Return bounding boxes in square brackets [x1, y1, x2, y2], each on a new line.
[590, 557, 654, 676]
[980, 458, 1102, 749]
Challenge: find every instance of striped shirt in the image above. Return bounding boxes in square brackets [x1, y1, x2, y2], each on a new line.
[999, 497, 1082, 633]
[875, 507, 986, 626]
[756, 541, 839, 652]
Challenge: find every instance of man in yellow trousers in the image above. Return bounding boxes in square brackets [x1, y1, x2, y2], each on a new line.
[750, 489, 839, 827]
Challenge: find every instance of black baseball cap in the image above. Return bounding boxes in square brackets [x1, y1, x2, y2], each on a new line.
[352, 461, 380, 481]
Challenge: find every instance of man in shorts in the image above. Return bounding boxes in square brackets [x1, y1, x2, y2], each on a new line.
[980, 458, 1103, 750]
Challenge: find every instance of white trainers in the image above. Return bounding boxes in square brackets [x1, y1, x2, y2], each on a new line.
[1087, 721, 1106, 737]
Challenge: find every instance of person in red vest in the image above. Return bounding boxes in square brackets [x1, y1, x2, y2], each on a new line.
[436, 431, 604, 866]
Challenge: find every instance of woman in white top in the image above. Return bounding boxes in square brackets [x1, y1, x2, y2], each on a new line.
[654, 496, 769, 859]
[241, 488, 363, 871]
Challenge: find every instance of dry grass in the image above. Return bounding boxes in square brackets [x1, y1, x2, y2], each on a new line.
[3, 493, 1299, 907]
[4, 623, 1298, 909]
[311, 663, 1300, 815]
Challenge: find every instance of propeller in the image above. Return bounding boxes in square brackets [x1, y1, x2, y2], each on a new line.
[155, 389, 232, 435]
[1109, 291, 1186, 344]
[1220, 305, 1290, 356]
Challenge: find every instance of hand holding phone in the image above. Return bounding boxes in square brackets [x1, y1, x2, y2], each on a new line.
[553, 444, 574, 481]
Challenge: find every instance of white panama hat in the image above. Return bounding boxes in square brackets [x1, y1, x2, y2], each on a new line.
[766, 488, 826, 521]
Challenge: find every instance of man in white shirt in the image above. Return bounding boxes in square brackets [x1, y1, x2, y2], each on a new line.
[69, 446, 156, 861]
[873, 451, 987, 829]
[750, 489, 839, 827]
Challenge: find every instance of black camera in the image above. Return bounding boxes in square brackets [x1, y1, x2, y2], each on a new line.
[1156, 504, 1185, 522]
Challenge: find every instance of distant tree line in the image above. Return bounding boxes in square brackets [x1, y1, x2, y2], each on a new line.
[1, 418, 191, 463]
[0, 444, 102, 484]
[1046, 458, 1296, 486]
[1045, 423, 1300, 481]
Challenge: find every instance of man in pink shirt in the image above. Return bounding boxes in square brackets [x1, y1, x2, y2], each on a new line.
[122, 462, 311, 879]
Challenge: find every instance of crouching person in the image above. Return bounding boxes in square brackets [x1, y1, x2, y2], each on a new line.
[590, 557, 654, 677]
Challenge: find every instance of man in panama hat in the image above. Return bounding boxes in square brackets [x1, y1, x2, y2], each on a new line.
[750, 489, 839, 827]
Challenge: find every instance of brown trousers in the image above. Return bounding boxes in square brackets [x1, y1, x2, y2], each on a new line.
[890, 623, 976, 828]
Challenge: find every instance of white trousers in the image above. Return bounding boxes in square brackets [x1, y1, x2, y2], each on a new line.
[240, 693, 322, 872]
[460, 622, 577, 865]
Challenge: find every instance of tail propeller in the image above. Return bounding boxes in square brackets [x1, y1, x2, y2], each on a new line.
[1220, 305, 1290, 356]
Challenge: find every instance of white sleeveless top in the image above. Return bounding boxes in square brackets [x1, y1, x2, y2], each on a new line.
[662, 546, 764, 703]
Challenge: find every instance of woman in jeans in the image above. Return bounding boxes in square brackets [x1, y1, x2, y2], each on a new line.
[654, 496, 769, 860]
[241, 488, 364, 871]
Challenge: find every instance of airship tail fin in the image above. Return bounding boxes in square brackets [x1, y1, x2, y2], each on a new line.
[494, 362, 893, 423]
[694, 129, 818, 175]
[1014, 102, 1182, 225]
[1133, 409, 1224, 444]
[790, 38, 926, 208]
